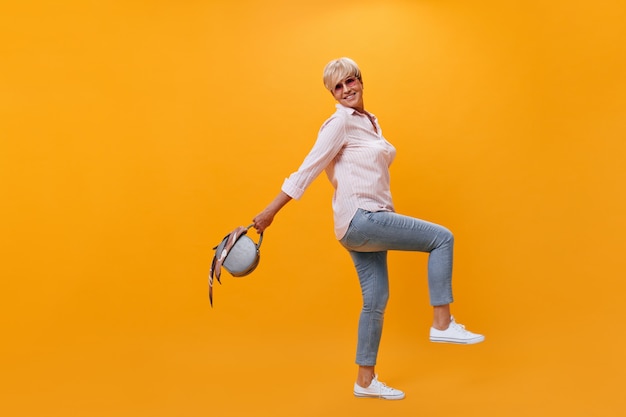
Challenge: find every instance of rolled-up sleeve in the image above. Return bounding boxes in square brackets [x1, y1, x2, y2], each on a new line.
[281, 116, 346, 200]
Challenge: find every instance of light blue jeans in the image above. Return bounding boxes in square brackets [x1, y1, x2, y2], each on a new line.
[339, 209, 454, 366]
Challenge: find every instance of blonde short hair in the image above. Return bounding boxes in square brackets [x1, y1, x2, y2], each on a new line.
[323, 57, 362, 92]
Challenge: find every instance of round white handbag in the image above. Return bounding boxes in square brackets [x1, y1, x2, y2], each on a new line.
[208, 224, 263, 306]
[214, 225, 263, 277]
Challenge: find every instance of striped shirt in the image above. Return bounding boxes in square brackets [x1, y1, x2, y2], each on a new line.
[282, 104, 396, 239]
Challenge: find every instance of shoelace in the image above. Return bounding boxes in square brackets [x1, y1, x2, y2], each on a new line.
[374, 379, 397, 394]
[450, 321, 472, 335]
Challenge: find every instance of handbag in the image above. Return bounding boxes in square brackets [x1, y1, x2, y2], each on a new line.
[208, 224, 263, 306]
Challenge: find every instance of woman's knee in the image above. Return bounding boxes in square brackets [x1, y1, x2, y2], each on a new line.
[362, 290, 389, 313]
[440, 226, 454, 246]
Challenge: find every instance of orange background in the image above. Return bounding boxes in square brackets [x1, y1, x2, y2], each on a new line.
[1, 1, 625, 416]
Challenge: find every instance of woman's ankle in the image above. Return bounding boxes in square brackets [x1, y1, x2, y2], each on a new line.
[432, 304, 452, 330]
[356, 366, 375, 387]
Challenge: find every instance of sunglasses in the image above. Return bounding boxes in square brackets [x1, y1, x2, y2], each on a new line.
[333, 77, 359, 93]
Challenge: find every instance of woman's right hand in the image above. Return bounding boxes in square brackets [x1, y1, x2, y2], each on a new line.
[252, 191, 293, 234]
[252, 210, 275, 234]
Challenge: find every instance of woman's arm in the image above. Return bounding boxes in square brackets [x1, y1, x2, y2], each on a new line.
[252, 115, 345, 234]
[252, 191, 292, 234]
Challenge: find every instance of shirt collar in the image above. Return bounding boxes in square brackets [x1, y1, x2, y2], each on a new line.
[335, 103, 375, 119]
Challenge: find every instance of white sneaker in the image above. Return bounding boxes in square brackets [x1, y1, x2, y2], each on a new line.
[430, 316, 485, 344]
[353, 374, 405, 400]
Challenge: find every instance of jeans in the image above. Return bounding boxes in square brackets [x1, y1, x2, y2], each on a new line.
[339, 209, 454, 366]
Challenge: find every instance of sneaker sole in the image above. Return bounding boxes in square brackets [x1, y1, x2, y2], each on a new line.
[430, 335, 485, 344]
[354, 392, 405, 400]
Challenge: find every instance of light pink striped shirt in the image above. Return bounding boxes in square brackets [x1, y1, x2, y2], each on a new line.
[282, 104, 396, 239]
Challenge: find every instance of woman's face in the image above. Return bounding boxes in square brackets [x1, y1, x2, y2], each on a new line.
[332, 75, 364, 111]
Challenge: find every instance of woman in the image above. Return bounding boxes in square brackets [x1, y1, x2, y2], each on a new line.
[252, 57, 484, 400]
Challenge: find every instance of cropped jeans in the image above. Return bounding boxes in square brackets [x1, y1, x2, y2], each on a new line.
[339, 209, 454, 366]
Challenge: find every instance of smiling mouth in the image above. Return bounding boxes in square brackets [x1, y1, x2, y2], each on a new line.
[344, 93, 356, 100]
